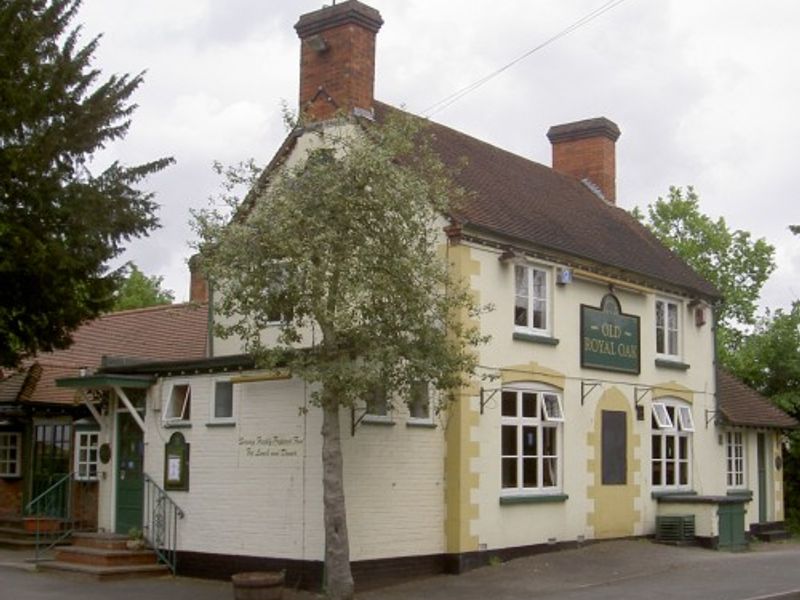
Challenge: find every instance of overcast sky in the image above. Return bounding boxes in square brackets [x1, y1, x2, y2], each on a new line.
[76, 0, 799, 312]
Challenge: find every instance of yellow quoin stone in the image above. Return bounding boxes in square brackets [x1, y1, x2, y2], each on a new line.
[444, 242, 481, 554]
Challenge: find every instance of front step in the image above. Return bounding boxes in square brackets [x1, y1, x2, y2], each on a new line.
[0, 522, 69, 550]
[39, 532, 169, 580]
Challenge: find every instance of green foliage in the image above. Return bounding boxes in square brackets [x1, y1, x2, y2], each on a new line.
[194, 112, 487, 409]
[790, 225, 799, 235]
[112, 262, 174, 312]
[634, 186, 776, 361]
[727, 302, 800, 530]
[0, 0, 173, 366]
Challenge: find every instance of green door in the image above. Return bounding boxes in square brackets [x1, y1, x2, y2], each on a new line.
[757, 433, 768, 523]
[116, 412, 144, 534]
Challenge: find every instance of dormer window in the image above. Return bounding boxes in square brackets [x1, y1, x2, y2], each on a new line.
[514, 265, 550, 335]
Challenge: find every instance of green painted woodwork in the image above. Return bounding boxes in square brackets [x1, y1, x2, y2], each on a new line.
[115, 412, 144, 534]
[717, 501, 747, 551]
[757, 433, 768, 523]
[581, 294, 640, 374]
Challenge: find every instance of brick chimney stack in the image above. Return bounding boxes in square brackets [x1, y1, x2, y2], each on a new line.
[547, 117, 621, 204]
[188, 254, 208, 304]
[295, 1, 383, 122]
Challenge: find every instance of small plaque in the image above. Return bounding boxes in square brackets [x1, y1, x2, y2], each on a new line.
[99, 443, 112, 465]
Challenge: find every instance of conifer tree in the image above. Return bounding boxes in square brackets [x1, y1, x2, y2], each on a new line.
[0, 0, 172, 365]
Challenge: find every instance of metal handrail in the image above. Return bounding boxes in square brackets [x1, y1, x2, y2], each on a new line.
[24, 471, 96, 560]
[142, 473, 185, 574]
[24, 471, 72, 516]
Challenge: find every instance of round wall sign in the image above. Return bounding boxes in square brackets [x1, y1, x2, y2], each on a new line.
[775, 455, 783, 471]
[99, 443, 112, 464]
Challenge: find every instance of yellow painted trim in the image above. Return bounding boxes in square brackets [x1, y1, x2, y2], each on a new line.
[586, 387, 641, 538]
[651, 381, 694, 404]
[229, 369, 291, 384]
[500, 362, 566, 390]
[444, 243, 481, 554]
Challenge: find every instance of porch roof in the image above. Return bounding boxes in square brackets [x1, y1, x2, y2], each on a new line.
[55, 373, 156, 390]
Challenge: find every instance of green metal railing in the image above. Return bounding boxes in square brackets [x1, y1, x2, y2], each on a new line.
[143, 474, 185, 574]
[24, 471, 96, 560]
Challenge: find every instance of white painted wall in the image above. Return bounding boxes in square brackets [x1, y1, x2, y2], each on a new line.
[461, 240, 722, 549]
[138, 372, 445, 561]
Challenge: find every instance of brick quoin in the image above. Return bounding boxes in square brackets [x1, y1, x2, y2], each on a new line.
[295, 1, 383, 122]
[547, 117, 621, 204]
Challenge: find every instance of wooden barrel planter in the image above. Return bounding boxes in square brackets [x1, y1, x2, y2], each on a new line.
[231, 571, 285, 600]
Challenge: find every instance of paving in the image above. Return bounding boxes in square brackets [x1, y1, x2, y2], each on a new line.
[1, 538, 800, 600]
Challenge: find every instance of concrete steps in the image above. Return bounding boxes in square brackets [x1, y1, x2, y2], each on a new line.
[38, 532, 169, 580]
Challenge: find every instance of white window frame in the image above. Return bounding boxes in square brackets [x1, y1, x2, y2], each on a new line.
[514, 264, 551, 335]
[655, 297, 681, 359]
[210, 379, 236, 423]
[74, 431, 99, 482]
[652, 402, 673, 429]
[541, 393, 564, 422]
[726, 430, 746, 489]
[163, 382, 192, 424]
[651, 400, 692, 491]
[501, 384, 563, 496]
[407, 381, 433, 424]
[0, 432, 21, 477]
[676, 405, 695, 432]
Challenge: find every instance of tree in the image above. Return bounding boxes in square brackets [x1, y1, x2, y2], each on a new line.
[727, 302, 800, 529]
[193, 113, 485, 599]
[0, 0, 173, 366]
[634, 186, 776, 362]
[111, 262, 174, 311]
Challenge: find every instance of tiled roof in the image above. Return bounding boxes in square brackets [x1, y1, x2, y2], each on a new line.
[0, 364, 40, 404]
[9, 303, 208, 406]
[374, 102, 718, 299]
[717, 368, 798, 429]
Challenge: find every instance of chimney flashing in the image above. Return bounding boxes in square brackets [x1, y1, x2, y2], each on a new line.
[547, 117, 620, 144]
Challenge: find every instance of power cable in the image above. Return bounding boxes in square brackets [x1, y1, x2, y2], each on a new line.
[421, 0, 629, 118]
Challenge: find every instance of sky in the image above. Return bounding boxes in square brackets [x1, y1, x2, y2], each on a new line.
[75, 0, 800, 312]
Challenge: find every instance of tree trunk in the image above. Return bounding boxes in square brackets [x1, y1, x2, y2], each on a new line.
[321, 400, 354, 599]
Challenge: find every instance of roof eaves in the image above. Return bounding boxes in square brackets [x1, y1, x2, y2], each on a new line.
[458, 221, 720, 301]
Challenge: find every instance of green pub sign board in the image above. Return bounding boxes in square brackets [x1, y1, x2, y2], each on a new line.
[581, 294, 640, 374]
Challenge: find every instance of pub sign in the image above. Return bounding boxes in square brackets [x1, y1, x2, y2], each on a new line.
[581, 294, 640, 374]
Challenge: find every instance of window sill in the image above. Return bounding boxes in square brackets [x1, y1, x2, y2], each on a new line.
[512, 332, 560, 346]
[655, 358, 690, 371]
[406, 420, 437, 429]
[206, 421, 236, 428]
[0, 475, 22, 480]
[163, 421, 192, 429]
[651, 489, 697, 499]
[727, 489, 753, 499]
[500, 493, 568, 505]
[361, 416, 395, 427]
